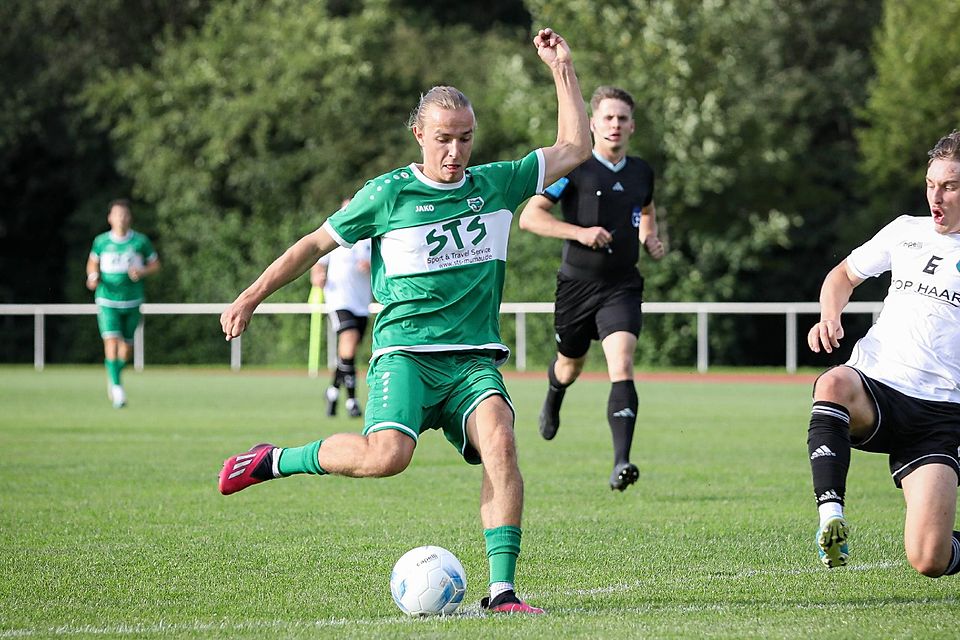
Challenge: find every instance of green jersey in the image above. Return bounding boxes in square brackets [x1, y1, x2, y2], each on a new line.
[323, 150, 546, 364]
[89, 230, 158, 308]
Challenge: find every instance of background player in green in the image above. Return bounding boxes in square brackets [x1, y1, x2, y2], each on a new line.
[218, 27, 591, 614]
[85, 199, 160, 408]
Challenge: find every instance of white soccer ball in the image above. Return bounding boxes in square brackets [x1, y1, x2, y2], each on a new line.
[390, 545, 467, 616]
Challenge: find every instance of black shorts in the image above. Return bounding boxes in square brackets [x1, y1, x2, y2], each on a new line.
[330, 309, 369, 337]
[846, 367, 960, 488]
[553, 271, 644, 359]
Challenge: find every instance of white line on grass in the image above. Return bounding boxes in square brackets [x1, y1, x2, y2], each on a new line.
[0, 607, 489, 638]
[553, 561, 898, 597]
[0, 563, 905, 637]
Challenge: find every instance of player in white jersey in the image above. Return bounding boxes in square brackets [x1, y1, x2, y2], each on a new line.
[310, 198, 372, 418]
[217, 28, 591, 614]
[806, 130, 960, 578]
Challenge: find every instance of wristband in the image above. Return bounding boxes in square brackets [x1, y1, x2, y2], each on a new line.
[87, 272, 99, 281]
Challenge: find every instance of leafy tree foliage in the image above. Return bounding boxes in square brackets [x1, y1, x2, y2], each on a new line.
[83, 0, 550, 363]
[0, 0, 213, 362]
[856, 0, 960, 236]
[524, 0, 880, 365]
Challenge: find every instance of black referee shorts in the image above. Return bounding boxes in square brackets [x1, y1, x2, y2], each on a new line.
[553, 271, 644, 359]
[844, 367, 960, 488]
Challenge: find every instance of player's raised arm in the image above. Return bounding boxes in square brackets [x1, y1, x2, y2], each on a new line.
[807, 259, 864, 354]
[534, 28, 591, 186]
[221, 226, 339, 341]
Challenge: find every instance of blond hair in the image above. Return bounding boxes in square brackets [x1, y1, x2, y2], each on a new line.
[406, 86, 473, 130]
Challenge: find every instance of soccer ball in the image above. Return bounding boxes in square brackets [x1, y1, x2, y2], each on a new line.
[390, 545, 467, 616]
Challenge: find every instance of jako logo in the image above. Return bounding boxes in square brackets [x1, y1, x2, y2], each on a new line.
[416, 204, 435, 212]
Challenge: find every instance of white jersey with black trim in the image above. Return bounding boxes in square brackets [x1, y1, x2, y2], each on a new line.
[317, 239, 372, 316]
[845, 214, 960, 403]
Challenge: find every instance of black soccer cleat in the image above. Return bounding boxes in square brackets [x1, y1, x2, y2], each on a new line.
[345, 398, 362, 418]
[538, 386, 566, 440]
[325, 386, 338, 417]
[609, 462, 639, 492]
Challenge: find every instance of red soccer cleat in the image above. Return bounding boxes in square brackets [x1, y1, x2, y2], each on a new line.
[481, 591, 545, 614]
[218, 443, 280, 495]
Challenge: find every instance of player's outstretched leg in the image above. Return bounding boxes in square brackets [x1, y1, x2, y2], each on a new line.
[539, 358, 568, 440]
[816, 516, 850, 568]
[219, 443, 282, 495]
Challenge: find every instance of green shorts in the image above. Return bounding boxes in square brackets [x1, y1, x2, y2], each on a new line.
[362, 350, 514, 465]
[97, 305, 141, 342]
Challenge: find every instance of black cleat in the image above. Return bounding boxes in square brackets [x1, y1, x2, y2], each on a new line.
[538, 386, 565, 440]
[325, 386, 338, 417]
[346, 398, 362, 418]
[609, 462, 639, 492]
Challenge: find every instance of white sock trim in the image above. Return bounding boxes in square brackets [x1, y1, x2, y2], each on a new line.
[818, 502, 844, 527]
[490, 581, 513, 600]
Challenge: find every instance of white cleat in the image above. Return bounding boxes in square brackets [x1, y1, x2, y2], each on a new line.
[111, 385, 127, 409]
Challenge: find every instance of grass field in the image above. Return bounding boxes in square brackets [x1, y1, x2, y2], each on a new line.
[1, 365, 958, 639]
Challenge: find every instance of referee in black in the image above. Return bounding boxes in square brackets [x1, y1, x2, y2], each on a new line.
[519, 85, 664, 491]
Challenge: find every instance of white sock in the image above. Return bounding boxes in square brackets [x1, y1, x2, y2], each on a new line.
[818, 502, 844, 527]
[490, 581, 513, 601]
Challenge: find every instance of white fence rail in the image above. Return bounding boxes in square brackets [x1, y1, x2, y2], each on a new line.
[0, 301, 882, 373]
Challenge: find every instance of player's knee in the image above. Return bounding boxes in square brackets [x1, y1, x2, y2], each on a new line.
[906, 543, 949, 577]
[364, 433, 413, 477]
[479, 425, 518, 466]
[813, 369, 859, 405]
[554, 360, 581, 385]
[910, 555, 947, 578]
[368, 449, 411, 477]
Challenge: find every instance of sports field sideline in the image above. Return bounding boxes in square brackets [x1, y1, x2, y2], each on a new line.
[1, 365, 957, 639]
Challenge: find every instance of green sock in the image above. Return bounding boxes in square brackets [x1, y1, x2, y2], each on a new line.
[484, 525, 522, 585]
[105, 359, 121, 385]
[277, 440, 327, 476]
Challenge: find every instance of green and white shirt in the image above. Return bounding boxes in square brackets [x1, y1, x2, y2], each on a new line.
[89, 230, 158, 308]
[322, 150, 545, 364]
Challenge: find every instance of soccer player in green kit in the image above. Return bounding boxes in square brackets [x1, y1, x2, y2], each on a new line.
[86, 199, 160, 408]
[218, 28, 591, 614]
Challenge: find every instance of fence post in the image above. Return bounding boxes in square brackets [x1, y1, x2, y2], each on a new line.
[696, 309, 709, 373]
[785, 308, 797, 374]
[34, 309, 44, 371]
[134, 319, 145, 371]
[230, 335, 241, 371]
[515, 311, 526, 372]
[327, 317, 336, 371]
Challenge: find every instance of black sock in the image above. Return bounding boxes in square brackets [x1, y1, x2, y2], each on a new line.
[330, 363, 343, 389]
[608, 380, 638, 465]
[340, 357, 357, 399]
[545, 357, 569, 410]
[944, 531, 960, 576]
[807, 401, 851, 507]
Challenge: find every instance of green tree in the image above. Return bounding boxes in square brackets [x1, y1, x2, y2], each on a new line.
[523, 0, 880, 366]
[84, 0, 548, 364]
[856, 0, 960, 238]
[0, 0, 213, 362]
